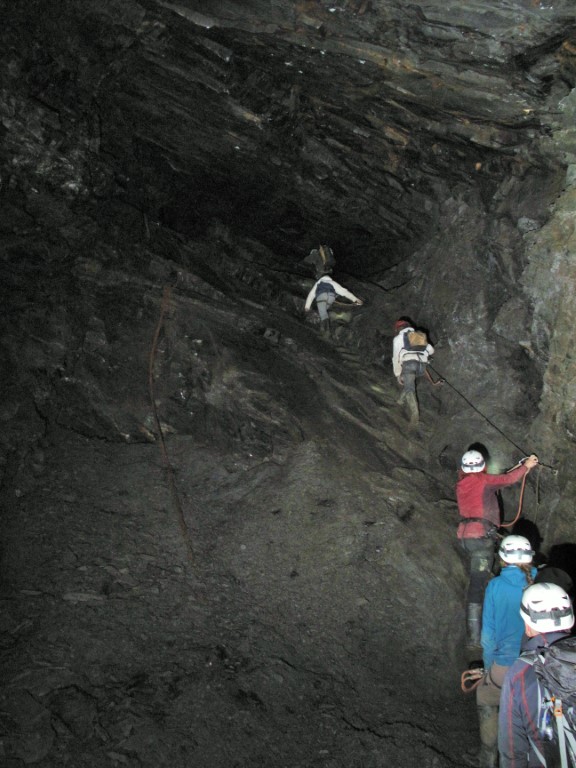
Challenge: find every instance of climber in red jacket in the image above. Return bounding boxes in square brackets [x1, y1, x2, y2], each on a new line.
[456, 449, 539, 649]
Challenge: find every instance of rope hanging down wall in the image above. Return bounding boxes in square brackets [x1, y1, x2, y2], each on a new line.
[428, 363, 557, 475]
[148, 286, 195, 565]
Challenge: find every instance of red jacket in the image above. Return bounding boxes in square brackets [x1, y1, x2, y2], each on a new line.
[456, 465, 529, 539]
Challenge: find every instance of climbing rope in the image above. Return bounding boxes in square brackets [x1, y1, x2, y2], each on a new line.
[424, 367, 445, 387]
[533, 469, 542, 524]
[428, 363, 557, 475]
[497, 460, 544, 530]
[148, 286, 195, 565]
[500, 471, 529, 530]
[461, 667, 485, 694]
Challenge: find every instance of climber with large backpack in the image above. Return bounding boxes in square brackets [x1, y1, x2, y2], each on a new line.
[498, 582, 576, 768]
[391, 317, 435, 427]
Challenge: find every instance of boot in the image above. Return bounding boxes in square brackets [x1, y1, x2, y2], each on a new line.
[477, 705, 498, 768]
[319, 318, 332, 339]
[467, 603, 482, 648]
[405, 392, 419, 427]
[478, 744, 497, 768]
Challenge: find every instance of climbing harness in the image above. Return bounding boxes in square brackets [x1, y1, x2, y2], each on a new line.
[428, 363, 557, 475]
[149, 286, 195, 565]
[461, 667, 485, 694]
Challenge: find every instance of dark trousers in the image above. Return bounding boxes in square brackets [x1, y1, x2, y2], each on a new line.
[459, 537, 496, 605]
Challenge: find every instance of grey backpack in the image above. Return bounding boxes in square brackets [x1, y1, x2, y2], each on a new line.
[532, 637, 576, 768]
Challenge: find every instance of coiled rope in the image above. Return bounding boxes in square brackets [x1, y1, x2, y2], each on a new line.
[461, 667, 485, 694]
[500, 471, 529, 529]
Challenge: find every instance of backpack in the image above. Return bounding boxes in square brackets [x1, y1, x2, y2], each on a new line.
[403, 329, 428, 353]
[531, 638, 576, 768]
[304, 245, 336, 278]
[318, 244, 335, 272]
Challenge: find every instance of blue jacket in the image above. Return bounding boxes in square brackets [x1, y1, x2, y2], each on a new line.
[499, 631, 570, 768]
[482, 566, 537, 668]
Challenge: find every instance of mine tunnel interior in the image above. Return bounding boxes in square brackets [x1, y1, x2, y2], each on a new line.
[2, 1, 576, 766]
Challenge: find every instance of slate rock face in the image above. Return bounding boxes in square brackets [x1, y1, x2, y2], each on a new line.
[2, 0, 575, 261]
[2, 1, 576, 766]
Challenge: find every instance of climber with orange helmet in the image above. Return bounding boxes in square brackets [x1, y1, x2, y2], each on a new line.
[456, 449, 539, 649]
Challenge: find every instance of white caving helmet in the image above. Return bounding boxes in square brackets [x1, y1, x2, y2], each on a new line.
[520, 582, 575, 633]
[499, 535, 535, 565]
[461, 450, 486, 473]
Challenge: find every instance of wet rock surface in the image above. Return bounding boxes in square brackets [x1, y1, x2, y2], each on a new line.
[2, 1, 576, 766]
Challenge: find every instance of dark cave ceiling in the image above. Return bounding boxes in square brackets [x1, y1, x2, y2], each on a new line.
[2, 0, 576, 276]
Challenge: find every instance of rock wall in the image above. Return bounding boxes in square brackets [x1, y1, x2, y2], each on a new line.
[522, 86, 576, 544]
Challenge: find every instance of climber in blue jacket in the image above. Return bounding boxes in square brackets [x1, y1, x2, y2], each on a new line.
[481, 536, 537, 669]
[476, 535, 537, 768]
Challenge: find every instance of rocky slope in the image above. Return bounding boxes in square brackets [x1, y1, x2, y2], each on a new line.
[2, 1, 576, 766]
